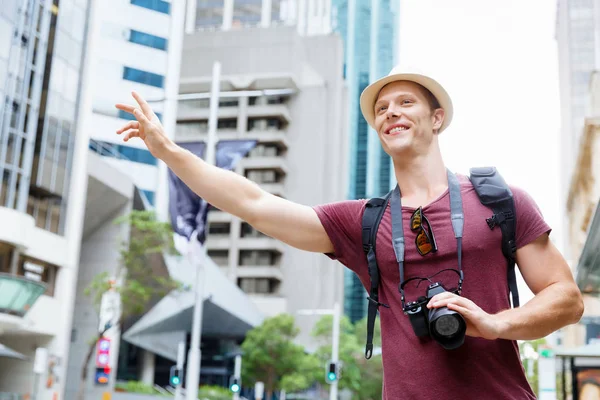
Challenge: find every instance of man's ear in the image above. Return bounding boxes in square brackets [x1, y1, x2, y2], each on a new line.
[432, 108, 445, 134]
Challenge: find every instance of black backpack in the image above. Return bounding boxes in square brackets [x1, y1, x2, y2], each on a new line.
[361, 167, 518, 359]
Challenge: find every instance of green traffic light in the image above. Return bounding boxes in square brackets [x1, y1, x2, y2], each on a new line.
[328, 372, 337, 381]
[171, 376, 181, 385]
[231, 383, 240, 392]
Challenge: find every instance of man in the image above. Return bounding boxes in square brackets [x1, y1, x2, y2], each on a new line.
[116, 66, 584, 399]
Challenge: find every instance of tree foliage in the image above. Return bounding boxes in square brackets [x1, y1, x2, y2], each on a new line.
[80, 210, 181, 400]
[311, 315, 383, 400]
[241, 314, 319, 399]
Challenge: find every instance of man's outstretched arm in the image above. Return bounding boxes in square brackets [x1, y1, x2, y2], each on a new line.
[115, 91, 334, 254]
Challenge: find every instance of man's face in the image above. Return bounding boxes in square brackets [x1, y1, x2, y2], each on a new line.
[373, 81, 445, 158]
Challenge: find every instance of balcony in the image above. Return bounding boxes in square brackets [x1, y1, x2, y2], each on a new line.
[175, 129, 289, 151]
[238, 237, 285, 253]
[239, 157, 288, 175]
[247, 104, 291, 124]
[259, 182, 285, 197]
[0, 273, 46, 330]
[237, 266, 283, 281]
[177, 105, 240, 122]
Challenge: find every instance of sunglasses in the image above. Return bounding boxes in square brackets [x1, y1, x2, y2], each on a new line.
[410, 207, 438, 256]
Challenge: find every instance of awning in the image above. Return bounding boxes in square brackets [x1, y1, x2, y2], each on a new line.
[554, 343, 600, 358]
[576, 201, 600, 294]
[0, 343, 26, 360]
[123, 251, 264, 362]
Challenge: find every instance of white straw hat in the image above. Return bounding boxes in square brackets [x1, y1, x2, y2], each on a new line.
[359, 66, 454, 133]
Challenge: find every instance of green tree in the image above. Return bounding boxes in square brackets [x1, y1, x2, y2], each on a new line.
[241, 314, 319, 399]
[79, 210, 180, 400]
[311, 315, 384, 400]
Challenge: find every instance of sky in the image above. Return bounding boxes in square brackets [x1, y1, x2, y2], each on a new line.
[397, 0, 563, 302]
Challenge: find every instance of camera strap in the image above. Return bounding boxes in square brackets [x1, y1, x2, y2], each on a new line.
[391, 169, 465, 308]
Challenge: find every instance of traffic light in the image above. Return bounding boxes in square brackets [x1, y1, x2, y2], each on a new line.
[169, 366, 182, 387]
[229, 376, 241, 393]
[325, 361, 338, 384]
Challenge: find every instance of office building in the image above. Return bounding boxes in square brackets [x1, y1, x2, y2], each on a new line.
[332, 0, 399, 322]
[174, 24, 347, 348]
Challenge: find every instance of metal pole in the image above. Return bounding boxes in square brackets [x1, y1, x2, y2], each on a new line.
[185, 61, 220, 400]
[174, 341, 186, 400]
[31, 373, 40, 400]
[330, 302, 340, 400]
[223, 0, 234, 30]
[233, 354, 241, 400]
[185, 0, 197, 34]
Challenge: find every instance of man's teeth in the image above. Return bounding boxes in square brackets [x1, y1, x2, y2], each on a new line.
[389, 126, 408, 134]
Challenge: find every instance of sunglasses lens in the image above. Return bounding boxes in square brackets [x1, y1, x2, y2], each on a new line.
[416, 230, 433, 255]
[411, 208, 422, 230]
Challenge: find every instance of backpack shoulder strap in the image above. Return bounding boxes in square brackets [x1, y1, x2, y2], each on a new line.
[469, 167, 519, 307]
[362, 190, 392, 359]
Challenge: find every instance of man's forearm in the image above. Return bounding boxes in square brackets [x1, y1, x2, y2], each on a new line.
[160, 141, 265, 223]
[494, 282, 584, 341]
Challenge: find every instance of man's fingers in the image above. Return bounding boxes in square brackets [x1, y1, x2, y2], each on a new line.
[132, 91, 154, 118]
[429, 295, 476, 310]
[427, 292, 459, 308]
[123, 129, 140, 142]
[115, 103, 136, 113]
[116, 121, 139, 134]
[131, 108, 151, 126]
[447, 302, 472, 317]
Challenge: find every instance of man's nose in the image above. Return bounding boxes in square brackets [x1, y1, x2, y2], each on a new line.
[386, 103, 401, 119]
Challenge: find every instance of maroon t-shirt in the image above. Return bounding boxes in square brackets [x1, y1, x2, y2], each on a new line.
[313, 175, 551, 400]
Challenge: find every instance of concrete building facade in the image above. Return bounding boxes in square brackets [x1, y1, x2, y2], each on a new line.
[175, 26, 347, 348]
[331, 0, 399, 322]
[0, 1, 133, 399]
[556, 0, 600, 261]
[566, 70, 600, 348]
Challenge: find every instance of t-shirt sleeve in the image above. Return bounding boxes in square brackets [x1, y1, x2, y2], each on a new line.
[511, 186, 552, 249]
[312, 200, 367, 273]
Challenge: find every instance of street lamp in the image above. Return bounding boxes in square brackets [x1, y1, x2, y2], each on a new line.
[297, 302, 340, 400]
[184, 61, 222, 400]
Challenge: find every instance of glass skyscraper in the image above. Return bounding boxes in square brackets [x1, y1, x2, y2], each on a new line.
[0, 0, 89, 235]
[332, 0, 399, 322]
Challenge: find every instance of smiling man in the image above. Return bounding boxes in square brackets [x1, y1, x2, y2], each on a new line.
[115, 66, 584, 399]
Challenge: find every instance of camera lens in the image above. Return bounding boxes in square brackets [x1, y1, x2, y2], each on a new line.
[433, 314, 461, 337]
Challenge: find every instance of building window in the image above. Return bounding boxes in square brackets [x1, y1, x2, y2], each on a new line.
[248, 118, 284, 131]
[249, 144, 283, 157]
[129, 30, 168, 51]
[91, 140, 157, 166]
[245, 169, 281, 184]
[240, 223, 266, 238]
[237, 278, 279, 294]
[118, 109, 162, 122]
[208, 222, 230, 236]
[141, 190, 155, 205]
[123, 66, 164, 88]
[217, 119, 237, 130]
[207, 250, 229, 267]
[17, 255, 58, 296]
[130, 0, 171, 14]
[0, 242, 14, 273]
[239, 250, 280, 266]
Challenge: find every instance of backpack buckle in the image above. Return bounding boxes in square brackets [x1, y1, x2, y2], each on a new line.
[486, 215, 497, 229]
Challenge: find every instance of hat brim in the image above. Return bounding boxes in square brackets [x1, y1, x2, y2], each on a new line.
[359, 73, 454, 133]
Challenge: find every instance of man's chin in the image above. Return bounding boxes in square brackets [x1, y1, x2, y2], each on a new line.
[382, 142, 413, 158]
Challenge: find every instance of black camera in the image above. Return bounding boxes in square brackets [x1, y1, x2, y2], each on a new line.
[403, 282, 466, 350]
